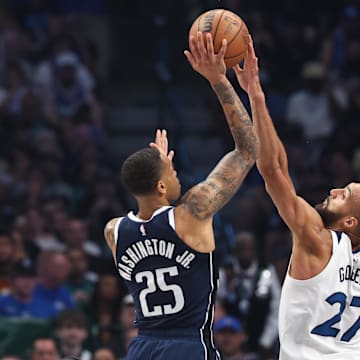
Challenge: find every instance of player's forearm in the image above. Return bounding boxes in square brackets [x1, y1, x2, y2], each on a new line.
[249, 89, 287, 175]
[211, 76, 258, 161]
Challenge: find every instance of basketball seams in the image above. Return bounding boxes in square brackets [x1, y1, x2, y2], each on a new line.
[189, 9, 249, 68]
[224, 47, 248, 60]
[212, 9, 225, 53]
[227, 20, 244, 47]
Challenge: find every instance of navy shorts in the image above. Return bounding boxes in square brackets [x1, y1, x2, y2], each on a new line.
[126, 329, 221, 360]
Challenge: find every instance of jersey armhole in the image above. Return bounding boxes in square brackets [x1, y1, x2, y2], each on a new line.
[114, 217, 124, 246]
[168, 208, 176, 231]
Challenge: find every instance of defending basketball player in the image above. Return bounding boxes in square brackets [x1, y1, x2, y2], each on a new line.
[103, 32, 258, 360]
[234, 36, 360, 359]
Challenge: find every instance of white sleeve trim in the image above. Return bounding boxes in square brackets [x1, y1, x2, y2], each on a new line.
[168, 208, 176, 231]
[114, 217, 124, 246]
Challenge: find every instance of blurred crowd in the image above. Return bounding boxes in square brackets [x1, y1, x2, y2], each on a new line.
[0, 0, 359, 359]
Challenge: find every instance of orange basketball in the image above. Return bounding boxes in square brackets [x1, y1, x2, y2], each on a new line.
[189, 9, 249, 69]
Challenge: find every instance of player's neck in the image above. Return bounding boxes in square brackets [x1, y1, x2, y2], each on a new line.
[348, 232, 360, 252]
[136, 196, 170, 221]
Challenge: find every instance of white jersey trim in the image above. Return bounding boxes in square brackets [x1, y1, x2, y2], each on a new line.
[168, 208, 176, 231]
[127, 206, 173, 223]
[113, 217, 124, 246]
[286, 230, 345, 286]
[200, 252, 216, 360]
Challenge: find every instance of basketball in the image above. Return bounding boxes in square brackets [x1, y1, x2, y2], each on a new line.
[189, 9, 249, 69]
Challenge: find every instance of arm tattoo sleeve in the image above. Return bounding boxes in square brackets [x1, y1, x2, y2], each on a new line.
[213, 80, 258, 161]
[180, 151, 253, 221]
[179, 79, 258, 221]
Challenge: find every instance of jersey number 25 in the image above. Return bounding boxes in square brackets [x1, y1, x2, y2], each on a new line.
[136, 266, 185, 317]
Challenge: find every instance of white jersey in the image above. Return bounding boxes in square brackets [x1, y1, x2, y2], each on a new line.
[279, 231, 360, 360]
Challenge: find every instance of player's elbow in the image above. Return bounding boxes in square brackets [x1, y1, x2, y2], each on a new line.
[257, 160, 281, 178]
[234, 132, 259, 163]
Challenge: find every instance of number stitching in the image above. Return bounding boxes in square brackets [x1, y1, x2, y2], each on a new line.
[341, 296, 360, 342]
[311, 292, 360, 342]
[135, 266, 185, 317]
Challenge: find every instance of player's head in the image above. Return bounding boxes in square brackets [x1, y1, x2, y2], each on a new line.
[315, 183, 360, 235]
[121, 148, 181, 201]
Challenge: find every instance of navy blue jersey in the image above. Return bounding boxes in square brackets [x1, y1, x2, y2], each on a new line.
[115, 206, 218, 338]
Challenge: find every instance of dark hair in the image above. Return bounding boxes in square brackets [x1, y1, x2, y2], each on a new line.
[55, 309, 87, 329]
[121, 148, 163, 196]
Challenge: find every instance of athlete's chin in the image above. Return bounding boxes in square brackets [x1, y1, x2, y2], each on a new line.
[315, 204, 340, 229]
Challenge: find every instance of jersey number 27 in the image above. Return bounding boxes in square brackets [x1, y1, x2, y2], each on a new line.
[311, 292, 360, 342]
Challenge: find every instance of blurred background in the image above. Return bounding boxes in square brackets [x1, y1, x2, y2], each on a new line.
[0, 0, 359, 359]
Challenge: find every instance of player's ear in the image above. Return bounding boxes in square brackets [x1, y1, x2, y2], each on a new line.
[344, 216, 358, 230]
[157, 180, 166, 194]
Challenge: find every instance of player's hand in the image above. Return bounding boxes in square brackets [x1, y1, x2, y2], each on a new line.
[184, 32, 227, 84]
[233, 35, 262, 97]
[149, 129, 174, 161]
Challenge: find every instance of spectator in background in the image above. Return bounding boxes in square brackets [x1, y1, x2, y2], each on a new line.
[286, 61, 345, 163]
[119, 326, 138, 360]
[65, 248, 97, 308]
[218, 231, 280, 358]
[55, 309, 92, 360]
[33, 35, 95, 98]
[40, 50, 103, 127]
[263, 222, 292, 284]
[93, 348, 116, 360]
[33, 250, 74, 318]
[286, 61, 332, 136]
[63, 219, 102, 259]
[0, 233, 15, 291]
[214, 299, 227, 324]
[31, 338, 59, 360]
[214, 316, 258, 360]
[0, 61, 29, 116]
[20, 207, 60, 254]
[322, 5, 360, 82]
[86, 273, 125, 348]
[117, 294, 135, 330]
[62, 218, 108, 276]
[86, 171, 126, 254]
[0, 258, 43, 318]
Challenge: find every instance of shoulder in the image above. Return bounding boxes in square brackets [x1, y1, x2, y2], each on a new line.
[104, 217, 123, 247]
[104, 217, 123, 234]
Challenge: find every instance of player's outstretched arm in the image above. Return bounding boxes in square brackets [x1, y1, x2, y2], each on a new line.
[182, 33, 258, 222]
[233, 37, 329, 265]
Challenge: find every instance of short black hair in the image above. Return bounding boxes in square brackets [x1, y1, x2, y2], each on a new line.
[55, 309, 87, 329]
[121, 148, 163, 196]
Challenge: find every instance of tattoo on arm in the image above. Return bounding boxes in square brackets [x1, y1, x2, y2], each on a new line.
[180, 80, 258, 221]
[213, 82, 237, 105]
[180, 151, 253, 220]
[213, 81, 258, 160]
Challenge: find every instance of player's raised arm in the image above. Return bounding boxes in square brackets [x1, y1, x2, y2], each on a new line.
[233, 37, 331, 270]
[177, 32, 258, 251]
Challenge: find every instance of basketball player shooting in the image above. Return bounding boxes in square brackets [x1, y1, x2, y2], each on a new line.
[103, 32, 258, 360]
[234, 36, 360, 359]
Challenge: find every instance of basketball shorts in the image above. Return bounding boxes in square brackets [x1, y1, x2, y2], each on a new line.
[126, 328, 221, 360]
